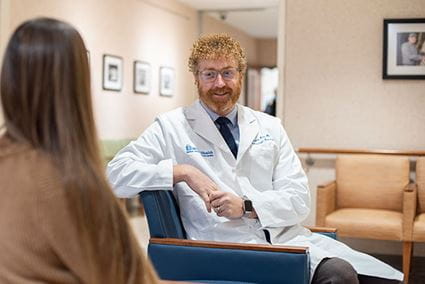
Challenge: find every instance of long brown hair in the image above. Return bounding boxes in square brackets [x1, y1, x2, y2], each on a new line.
[0, 18, 158, 283]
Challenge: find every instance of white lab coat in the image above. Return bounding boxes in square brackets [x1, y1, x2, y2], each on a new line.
[107, 100, 403, 281]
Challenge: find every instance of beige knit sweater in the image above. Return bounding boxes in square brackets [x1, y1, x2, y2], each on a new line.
[0, 136, 158, 283]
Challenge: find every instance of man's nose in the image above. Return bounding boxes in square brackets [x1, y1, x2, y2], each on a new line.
[214, 73, 226, 88]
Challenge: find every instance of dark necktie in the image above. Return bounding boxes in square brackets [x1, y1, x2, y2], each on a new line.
[215, 117, 238, 158]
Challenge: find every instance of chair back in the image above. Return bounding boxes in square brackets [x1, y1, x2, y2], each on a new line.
[417, 157, 425, 213]
[336, 154, 409, 211]
[139, 190, 186, 239]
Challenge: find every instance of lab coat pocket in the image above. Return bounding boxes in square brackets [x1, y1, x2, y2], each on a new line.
[247, 142, 276, 191]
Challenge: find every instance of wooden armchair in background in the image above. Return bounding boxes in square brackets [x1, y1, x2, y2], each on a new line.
[315, 154, 415, 283]
[404, 157, 425, 282]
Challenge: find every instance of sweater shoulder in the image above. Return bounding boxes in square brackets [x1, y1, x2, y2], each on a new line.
[0, 143, 62, 199]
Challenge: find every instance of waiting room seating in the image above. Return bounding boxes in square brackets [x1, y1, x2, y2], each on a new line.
[140, 190, 337, 284]
[316, 154, 414, 282]
[100, 138, 133, 165]
[404, 157, 425, 282]
[101, 139, 143, 214]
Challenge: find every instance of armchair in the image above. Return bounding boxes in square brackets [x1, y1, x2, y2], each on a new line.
[403, 157, 424, 282]
[412, 157, 425, 242]
[140, 190, 336, 284]
[316, 154, 413, 282]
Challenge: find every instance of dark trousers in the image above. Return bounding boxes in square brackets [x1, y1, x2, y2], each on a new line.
[311, 257, 402, 284]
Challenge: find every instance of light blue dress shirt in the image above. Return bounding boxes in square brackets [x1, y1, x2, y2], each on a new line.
[199, 100, 240, 148]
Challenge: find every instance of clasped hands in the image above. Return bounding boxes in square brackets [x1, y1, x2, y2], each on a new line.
[173, 164, 244, 219]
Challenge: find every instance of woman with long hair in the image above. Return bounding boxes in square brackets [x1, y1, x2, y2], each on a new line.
[0, 17, 159, 283]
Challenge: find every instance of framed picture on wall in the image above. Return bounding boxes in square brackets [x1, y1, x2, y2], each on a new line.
[103, 54, 123, 91]
[133, 61, 151, 94]
[159, 66, 175, 97]
[383, 18, 425, 79]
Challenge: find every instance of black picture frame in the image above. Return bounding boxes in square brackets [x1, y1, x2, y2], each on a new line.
[383, 18, 425, 79]
[102, 54, 123, 91]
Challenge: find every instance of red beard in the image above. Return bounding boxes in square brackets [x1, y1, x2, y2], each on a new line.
[198, 82, 241, 115]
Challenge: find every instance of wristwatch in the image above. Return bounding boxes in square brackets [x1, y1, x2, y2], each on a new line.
[243, 197, 253, 217]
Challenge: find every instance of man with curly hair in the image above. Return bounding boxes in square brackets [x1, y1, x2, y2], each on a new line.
[108, 34, 402, 284]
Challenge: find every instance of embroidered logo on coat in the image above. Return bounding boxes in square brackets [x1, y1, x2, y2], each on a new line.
[185, 144, 214, 157]
[252, 134, 273, 145]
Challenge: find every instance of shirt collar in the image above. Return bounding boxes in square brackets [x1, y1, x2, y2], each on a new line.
[199, 100, 238, 126]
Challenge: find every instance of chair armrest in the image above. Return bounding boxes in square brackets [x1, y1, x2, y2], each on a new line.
[150, 238, 307, 253]
[402, 183, 417, 241]
[148, 238, 310, 284]
[307, 226, 338, 240]
[404, 183, 416, 192]
[316, 181, 337, 226]
[318, 180, 337, 189]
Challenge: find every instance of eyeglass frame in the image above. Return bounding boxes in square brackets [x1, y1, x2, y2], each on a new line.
[197, 67, 241, 83]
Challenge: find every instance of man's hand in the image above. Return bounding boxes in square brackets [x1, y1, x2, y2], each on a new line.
[173, 164, 219, 212]
[209, 191, 244, 219]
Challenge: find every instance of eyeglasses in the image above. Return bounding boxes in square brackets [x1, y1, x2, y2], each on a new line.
[198, 68, 239, 82]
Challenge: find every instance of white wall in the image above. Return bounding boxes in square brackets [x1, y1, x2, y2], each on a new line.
[0, 0, 199, 139]
[201, 13, 259, 66]
[0, 2, 279, 134]
[257, 38, 277, 67]
[281, 0, 425, 256]
[201, 14, 278, 68]
[284, 0, 425, 150]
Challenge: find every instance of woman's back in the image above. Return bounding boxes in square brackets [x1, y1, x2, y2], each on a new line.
[0, 136, 158, 283]
[0, 136, 90, 282]
[0, 17, 159, 284]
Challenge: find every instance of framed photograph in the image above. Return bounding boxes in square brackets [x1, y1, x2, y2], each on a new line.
[159, 66, 175, 97]
[133, 61, 151, 94]
[383, 18, 425, 79]
[103, 54, 123, 91]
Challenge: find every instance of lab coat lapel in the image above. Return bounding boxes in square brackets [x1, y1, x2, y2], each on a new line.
[184, 100, 231, 154]
[237, 105, 259, 161]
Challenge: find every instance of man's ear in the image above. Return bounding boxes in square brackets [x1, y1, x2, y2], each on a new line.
[194, 74, 199, 87]
[238, 74, 244, 85]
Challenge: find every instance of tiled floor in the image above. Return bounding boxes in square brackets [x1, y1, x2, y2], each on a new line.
[130, 216, 425, 283]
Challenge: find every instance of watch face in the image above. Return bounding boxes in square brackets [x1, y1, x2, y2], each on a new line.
[244, 200, 253, 212]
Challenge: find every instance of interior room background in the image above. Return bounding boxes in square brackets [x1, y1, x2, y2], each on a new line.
[0, 0, 424, 256]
